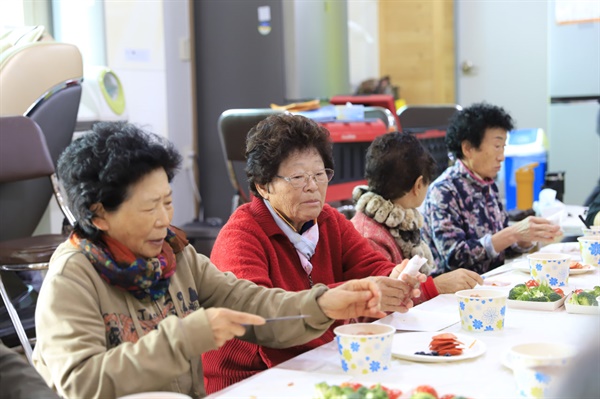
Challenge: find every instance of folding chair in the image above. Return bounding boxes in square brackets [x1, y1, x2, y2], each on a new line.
[217, 108, 285, 214]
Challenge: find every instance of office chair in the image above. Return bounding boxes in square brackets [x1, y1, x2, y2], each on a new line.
[0, 116, 76, 364]
[397, 104, 462, 178]
[217, 108, 285, 214]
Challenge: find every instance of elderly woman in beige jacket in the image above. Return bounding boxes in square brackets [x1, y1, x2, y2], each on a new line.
[32, 122, 385, 399]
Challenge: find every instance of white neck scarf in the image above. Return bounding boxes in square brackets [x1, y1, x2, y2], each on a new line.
[264, 199, 319, 275]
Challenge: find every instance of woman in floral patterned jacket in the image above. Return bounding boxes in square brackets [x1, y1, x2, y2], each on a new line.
[351, 132, 483, 304]
[422, 103, 561, 275]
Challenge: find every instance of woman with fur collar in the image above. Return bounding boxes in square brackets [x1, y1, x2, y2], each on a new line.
[351, 132, 483, 304]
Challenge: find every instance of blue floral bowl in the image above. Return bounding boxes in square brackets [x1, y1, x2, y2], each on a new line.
[578, 236, 600, 267]
[333, 323, 395, 375]
[456, 289, 507, 332]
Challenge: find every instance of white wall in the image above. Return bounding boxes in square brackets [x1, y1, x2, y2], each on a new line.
[37, 0, 196, 235]
[101, 0, 196, 226]
[347, 0, 379, 93]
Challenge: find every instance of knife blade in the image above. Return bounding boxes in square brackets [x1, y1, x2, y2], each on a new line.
[264, 314, 311, 322]
[243, 314, 311, 326]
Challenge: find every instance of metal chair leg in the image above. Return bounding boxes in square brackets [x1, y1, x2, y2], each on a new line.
[0, 273, 33, 364]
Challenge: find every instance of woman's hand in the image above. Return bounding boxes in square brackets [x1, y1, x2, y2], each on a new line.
[205, 308, 265, 348]
[433, 269, 483, 294]
[512, 216, 562, 246]
[317, 279, 386, 320]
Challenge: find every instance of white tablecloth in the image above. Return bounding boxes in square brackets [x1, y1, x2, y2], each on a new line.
[206, 254, 600, 399]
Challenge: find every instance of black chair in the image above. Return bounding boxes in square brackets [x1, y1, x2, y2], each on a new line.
[217, 108, 285, 213]
[397, 104, 462, 178]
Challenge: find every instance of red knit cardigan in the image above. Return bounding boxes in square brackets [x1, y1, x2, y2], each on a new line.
[202, 197, 396, 394]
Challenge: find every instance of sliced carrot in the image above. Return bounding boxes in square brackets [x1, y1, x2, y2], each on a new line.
[432, 333, 457, 340]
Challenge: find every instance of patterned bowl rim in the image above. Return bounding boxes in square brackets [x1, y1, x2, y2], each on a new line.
[527, 252, 572, 261]
[455, 289, 508, 300]
[334, 322, 395, 338]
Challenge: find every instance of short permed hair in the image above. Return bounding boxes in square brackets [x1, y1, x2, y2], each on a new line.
[57, 121, 182, 241]
[245, 114, 334, 197]
[446, 103, 514, 160]
[365, 131, 437, 200]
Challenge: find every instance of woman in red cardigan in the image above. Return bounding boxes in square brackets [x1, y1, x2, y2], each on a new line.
[203, 114, 426, 393]
[351, 131, 483, 305]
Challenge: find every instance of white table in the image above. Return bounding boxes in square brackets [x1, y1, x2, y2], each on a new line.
[206, 250, 600, 399]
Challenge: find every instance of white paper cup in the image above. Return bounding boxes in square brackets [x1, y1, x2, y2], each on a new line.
[455, 289, 508, 332]
[333, 323, 395, 375]
[578, 236, 600, 267]
[581, 226, 600, 236]
[507, 343, 576, 398]
[513, 365, 566, 398]
[527, 253, 570, 287]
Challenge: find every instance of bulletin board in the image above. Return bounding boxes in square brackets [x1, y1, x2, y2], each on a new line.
[555, 0, 600, 25]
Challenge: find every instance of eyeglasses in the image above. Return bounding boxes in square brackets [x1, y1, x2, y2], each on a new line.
[275, 168, 335, 188]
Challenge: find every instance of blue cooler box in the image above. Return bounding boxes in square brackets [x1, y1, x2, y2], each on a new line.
[503, 128, 547, 211]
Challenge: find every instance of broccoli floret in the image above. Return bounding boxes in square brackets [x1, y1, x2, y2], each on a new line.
[568, 293, 580, 305]
[536, 282, 554, 296]
[509, 284, 527, 300]
[592, 286, 600, 298]
[548, 292, 562, 302]
[576, 292, 599, 306]
[518, 291, 533, 301]
[529, 296, 549, 302]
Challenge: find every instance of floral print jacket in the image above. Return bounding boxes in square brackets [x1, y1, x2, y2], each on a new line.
[422, 160, 512, 275]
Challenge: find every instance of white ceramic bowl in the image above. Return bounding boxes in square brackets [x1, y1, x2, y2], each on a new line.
[455, 289, 508, 332]
[507, 342, 576, 369]
[527, 253, 570, 287]
[578, 236, 600, 267]
[333, 323, 395, 375]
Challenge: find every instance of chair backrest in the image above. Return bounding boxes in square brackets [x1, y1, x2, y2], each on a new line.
[396, 104, 462, 179]
[396, 104, 462, 133]
[0, 117, 55, 183]
[0, 40, 82, 241]
[0, 41, 83, 117]
[217, 108, 285, 208]
[364, 106, 398, 132]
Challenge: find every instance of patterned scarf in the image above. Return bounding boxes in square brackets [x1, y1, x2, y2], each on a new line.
[264, 199, 319, 276]
[71, 226, 189, 301]
[352, 186, 435, 275]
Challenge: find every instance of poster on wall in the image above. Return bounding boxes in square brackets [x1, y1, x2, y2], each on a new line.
[555, 0, 600, 25]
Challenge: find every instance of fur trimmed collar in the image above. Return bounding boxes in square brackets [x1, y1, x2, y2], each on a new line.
[352, 186, 434, 275]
